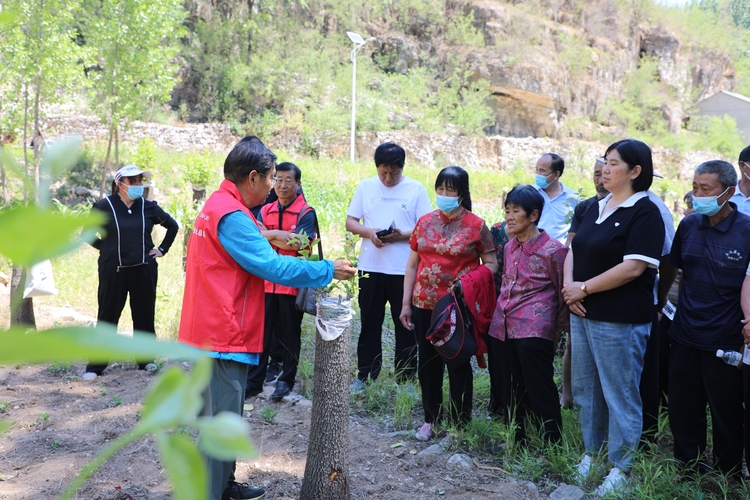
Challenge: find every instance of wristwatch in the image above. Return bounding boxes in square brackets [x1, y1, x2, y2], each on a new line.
[580, 282, 589, 295]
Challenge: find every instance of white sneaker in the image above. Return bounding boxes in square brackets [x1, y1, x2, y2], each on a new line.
[573, 454, 593, 484]
[596, 467, 627, 497]
[82, 372, 98, 381]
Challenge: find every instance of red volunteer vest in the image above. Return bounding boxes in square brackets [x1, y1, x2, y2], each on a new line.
[261, 194, 316, 296]
[178, 179, 265, 353]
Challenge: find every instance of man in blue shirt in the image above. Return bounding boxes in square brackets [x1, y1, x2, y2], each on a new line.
[668, 160, 750, 477]
[534, 153, 579, 244]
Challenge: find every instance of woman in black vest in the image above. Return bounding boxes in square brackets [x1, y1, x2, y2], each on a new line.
[83, 164, 178, 380]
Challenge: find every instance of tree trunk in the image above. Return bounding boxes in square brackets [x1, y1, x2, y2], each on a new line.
[1, 140, 7, 205]
[10, 266, 36, 328]
[33, 0, 44, 205]
[114, 126, 119, 170]
[300, 298, 351, 500]
[99, 126, 114, 199]
[22, 86, 29, 205]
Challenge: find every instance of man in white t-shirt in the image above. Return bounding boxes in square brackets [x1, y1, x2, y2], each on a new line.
[346, 142, 433, 393]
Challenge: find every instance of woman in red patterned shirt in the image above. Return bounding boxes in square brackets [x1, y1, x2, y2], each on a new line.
[400, 166, 498, 442]
[487, 184, 568, 445]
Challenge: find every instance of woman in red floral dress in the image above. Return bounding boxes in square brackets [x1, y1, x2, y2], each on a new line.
[400, 166, 498, 441]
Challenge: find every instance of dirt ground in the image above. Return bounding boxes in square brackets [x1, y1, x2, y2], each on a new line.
[0, 286, 542, 500]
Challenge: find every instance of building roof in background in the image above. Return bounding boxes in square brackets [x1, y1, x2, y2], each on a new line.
[700, 90, 750, 105]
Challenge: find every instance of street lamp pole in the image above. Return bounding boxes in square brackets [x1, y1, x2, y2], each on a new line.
[347, 31, 375, 163]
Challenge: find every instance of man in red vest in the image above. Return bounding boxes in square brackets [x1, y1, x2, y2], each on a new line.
[245, 162, 316, 401]
[179, 136, 356, 500]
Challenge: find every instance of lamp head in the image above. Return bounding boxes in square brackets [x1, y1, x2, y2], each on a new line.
[347, 31, 365, 44]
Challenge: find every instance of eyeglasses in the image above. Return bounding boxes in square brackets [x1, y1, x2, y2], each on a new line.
[260, 173, 278, 183]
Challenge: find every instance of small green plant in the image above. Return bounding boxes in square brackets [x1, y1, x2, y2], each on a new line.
[0, 402, 8, 413]
[47, 361, 71, 376]
[50, 440, 61, 451]
[260, 407, 279, 424]
[99, 385, 108, 396]
[109, 396, 123, 407]
[185, 150, 215, 188]
[36, 413, 51, 429]
[133, 137, 157, 174]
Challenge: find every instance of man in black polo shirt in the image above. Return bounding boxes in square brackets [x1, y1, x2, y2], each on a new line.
[668, 160, 750, 477]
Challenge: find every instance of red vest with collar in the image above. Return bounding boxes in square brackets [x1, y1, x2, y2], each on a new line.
[260, 194, 315, 296]
[178, 179, 265, 353]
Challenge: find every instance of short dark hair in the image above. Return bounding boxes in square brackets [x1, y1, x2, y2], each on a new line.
[739, 145, 750, 163]
[224, 135, 277, 184]
[435, 166, 472, 211]
[374, 142, 405, 169]
[276, 161, 301, 183]
[505, 184, 544, 225]
[546, 153, 565, 175]
[604, 139, 653, 192]
[695, 160, 737, 190]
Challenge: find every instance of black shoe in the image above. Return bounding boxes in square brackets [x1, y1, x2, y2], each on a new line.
[222, 481, 265, 500]
[271, 380, 291, 401]
[264, 362, 281, 385]
[245, 387, 262, 400]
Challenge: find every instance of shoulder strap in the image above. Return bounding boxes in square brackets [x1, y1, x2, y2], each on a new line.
[296, 204, 323, 260]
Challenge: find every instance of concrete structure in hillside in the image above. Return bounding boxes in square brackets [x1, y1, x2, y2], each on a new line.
[697, 90, 750, 143]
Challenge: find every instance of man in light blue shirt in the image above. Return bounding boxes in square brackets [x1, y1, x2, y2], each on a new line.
[534, 153, 579, 244]
[730, 145, 750, 215]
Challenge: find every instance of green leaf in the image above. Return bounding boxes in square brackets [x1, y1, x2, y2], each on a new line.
[0, 325, 203, 364]
[0, 420, 9, 435]
[188, 357, 212, 397]
[156, 433, 207, 500]
[138, 368, 200, 433]
[0, 205, 105, 266]
[195, 412, 256, 460]
[38, 137, 83, 207]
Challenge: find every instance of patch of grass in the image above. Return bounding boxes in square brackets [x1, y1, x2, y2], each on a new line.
[50, 440, 61, 452]
[108, 396, 122, 407]
[47, 361, 72, 376]
[0, 402, 8, 413]
[392, 384, 418, 431]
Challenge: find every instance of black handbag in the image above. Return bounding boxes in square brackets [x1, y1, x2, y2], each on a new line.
[295, 212, 323, 315]
[425, 286, 477, 367]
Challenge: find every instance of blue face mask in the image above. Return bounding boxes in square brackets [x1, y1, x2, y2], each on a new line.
[127, 185, 144, 200]
[436, 194, 460, 213]
[692, 187, 729, 216]
[535, 173, 552, 189]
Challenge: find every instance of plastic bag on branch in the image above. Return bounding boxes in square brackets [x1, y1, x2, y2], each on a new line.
[23, 259, 58, 298]
[315, 295, 353, 341]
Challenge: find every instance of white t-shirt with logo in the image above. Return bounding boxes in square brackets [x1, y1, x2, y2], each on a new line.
[347, 175, 433, 275]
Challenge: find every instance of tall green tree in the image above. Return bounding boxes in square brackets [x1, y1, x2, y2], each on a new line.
[0, 0, 89, 327]
[81, 0, 186, 198]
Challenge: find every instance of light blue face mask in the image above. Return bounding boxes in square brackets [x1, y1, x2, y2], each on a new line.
[692, 186, 729, 216]
[535, 173, 552, 189]
[436, 194, 460, 213]
[127, 185, 144, 200]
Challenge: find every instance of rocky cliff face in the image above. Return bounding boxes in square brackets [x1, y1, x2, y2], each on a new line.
[368, 0, 736, 139]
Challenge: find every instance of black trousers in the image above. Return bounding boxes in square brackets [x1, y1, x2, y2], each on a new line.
[668, 341, 743, 475]
[743, 364, 750, 472]
[357, 271, 417, 382]
[414, 306, 473, 426]
[486, 335, 561, 443]
[88, 260, 158, 374]
[639, 308, 660, 442]
[658, 314, 672, 408]
[246, 294, 303, 393]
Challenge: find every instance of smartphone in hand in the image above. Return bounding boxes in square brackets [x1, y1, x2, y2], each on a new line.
[375, 221, 396, 239]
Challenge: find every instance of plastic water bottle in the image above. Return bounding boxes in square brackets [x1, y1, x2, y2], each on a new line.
[716, 349, 742, 367]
